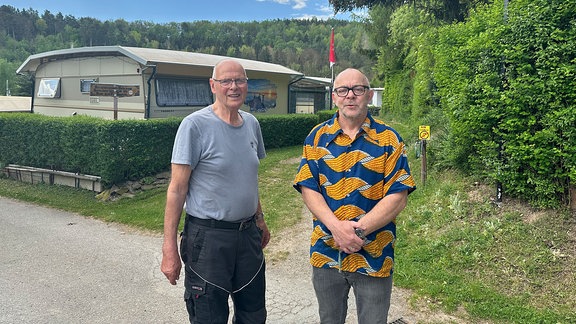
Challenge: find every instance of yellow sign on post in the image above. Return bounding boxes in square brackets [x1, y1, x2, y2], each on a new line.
[419, 125, 431, 140]
[418, 125, 430, 186]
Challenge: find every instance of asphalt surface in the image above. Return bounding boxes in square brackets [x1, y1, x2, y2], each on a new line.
[0, 196, 408, 323]
[0, 196, 186, 323]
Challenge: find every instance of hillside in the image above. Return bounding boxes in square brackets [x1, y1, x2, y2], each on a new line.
[0, 5, 375, 96]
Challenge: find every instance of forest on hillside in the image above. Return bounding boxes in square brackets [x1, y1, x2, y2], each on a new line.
[0, 5, 375, 96]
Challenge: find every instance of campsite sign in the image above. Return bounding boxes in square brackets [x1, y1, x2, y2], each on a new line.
[90, 83, 140, 119]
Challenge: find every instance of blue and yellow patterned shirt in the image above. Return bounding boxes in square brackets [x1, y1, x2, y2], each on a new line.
[293, 112, 416, 277]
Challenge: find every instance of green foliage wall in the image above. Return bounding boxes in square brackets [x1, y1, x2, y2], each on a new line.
[433, 2, 505, 174]
[259, 114, 319, 149]
[317, 109, 338, 122]
[369, 0, 576, 207]
[374, 5, 438, 120]
[0, 113, 322, 186]
[433, 0, 576, 207]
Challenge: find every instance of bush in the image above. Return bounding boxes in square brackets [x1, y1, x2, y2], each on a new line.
[433, 0, 576, 207]
[0, 112, 324, 186]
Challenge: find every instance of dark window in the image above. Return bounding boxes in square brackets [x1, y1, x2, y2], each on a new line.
[80, 79, 96, 93]
[155, 78, 212, 107]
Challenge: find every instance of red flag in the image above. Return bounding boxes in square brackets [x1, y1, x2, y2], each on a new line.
[329, 28, 336, 68]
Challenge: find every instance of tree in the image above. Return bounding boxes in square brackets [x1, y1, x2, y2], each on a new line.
[434, 0, 576, 207]
[330, 0, 490, 23]
[329, 0, 404, 13]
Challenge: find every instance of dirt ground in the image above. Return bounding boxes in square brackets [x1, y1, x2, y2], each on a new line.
[264, 207, 478, 324]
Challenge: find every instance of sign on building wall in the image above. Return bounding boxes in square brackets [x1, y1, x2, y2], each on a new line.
[89, 83, 141, 119]
[90, 83, 140, 97]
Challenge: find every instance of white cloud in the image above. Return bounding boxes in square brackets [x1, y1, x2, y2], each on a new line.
[316, 3, 369, 20]
[256, 0, 364, 20]
[269, 0, 291, 4]
[266, 0, 308, 10]
[292, 0, 307, 9]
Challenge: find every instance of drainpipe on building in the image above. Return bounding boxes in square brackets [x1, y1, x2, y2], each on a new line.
[144, 65, 157, 119]
[28, 74, 35, 114]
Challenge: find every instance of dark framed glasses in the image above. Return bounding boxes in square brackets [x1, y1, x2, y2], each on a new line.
[333, 85, 369, 97]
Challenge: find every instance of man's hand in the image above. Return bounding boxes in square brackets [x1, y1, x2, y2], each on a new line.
[330, 220, 365, 254]
[256, 214, 271, 248]
[161, 246, 182, 285]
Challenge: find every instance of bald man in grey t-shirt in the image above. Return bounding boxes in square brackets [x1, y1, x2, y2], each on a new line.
[161, 59, 270, 324]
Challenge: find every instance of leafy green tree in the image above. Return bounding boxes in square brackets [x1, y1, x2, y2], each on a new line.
[239, 45, 257, 60]
[369, 5, 439, 119]
[330, 0, 490, 22]
[434, 0, 576, 207]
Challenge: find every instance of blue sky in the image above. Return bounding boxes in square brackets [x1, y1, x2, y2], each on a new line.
[3, 0, 364, 23]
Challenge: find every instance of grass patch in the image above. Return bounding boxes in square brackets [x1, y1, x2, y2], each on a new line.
[258, 145, 303, 234]
[396, 167, 575, 323]
[0, 179, 167, 231]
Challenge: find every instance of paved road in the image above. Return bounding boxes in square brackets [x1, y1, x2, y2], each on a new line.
[0, 196, 409, 323]
[0, 197, 186, 323]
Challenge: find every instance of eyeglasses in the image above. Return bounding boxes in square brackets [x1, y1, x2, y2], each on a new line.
[333, 85, 369, 97]
[212, 78, 249, 87]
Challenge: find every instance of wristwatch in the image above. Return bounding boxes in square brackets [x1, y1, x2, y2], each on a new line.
[355, 228, 367, 241]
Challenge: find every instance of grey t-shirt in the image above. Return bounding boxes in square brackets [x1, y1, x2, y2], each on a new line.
[171, 106, 266, 222]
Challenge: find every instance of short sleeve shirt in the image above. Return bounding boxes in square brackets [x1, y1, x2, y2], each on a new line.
[293, 112, 416, 277]
[172, 106, 266, 222]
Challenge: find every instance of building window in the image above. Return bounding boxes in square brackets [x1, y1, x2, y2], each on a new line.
[80, 79, 96, 93]
[155, 78, 212, 107]
[295, 93, 316, 114]
[37, 78, 61, 98]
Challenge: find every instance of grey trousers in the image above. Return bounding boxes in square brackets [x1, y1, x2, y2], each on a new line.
[312, 266, 393, 324]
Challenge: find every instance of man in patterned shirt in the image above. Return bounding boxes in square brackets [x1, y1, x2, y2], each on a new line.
[293, 68, 416, 324]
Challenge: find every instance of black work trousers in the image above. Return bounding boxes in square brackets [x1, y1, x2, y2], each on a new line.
[180, 215, 266, 324]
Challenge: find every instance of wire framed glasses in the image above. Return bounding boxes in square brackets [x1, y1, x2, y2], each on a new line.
[212, 78, 249, 87]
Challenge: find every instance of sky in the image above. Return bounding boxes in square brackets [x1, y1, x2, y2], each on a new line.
[3, 0, 364, 23]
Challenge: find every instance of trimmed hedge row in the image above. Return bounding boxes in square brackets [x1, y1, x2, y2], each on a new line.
[0, 112, 328, 186]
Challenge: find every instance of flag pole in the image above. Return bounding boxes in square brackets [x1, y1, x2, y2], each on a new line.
[329, 64, 334, 110]
[329, 27, 336, 110]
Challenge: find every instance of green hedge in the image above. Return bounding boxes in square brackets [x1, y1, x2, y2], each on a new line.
[317, 109, 337, 122]
[259, 114, 319, 149]
[0, 112, 325, 186]
[432, 0, 576, 207]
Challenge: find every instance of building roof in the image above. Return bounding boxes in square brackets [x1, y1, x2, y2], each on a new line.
[16, 46, 304, 77]
[293, 76, 332, 89]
